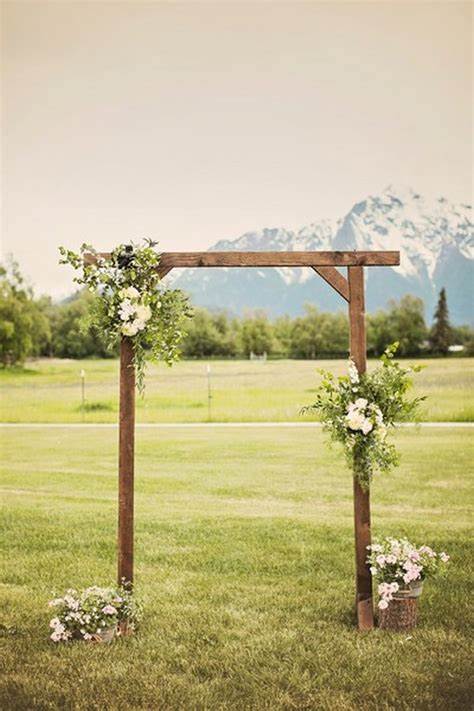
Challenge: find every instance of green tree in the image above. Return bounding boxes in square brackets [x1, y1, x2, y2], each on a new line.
[49, 290, 114, 359]
[368, 295, 427, 356]
[429, 288, 452, 355]
[289, 306, 348, 358]
[273, 315, 292, 357]
[0, 260, 51, 366]
[240, 311, 274, 356]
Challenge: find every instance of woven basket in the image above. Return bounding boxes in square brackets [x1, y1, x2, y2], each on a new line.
[378, 597, 418, 631]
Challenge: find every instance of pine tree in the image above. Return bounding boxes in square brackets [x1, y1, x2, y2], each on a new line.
[429, 288, 452, 354]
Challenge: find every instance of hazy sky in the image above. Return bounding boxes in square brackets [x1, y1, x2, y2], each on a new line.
[2, 0, 472, 296]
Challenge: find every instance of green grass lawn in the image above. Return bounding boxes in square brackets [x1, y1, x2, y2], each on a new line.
[1, 357, 473, 423]
[0, 426, 473, 710]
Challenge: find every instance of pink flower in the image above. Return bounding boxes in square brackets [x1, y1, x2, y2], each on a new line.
[378, 599, 389, 610]
[102, 604, 117, 615]
[376, 555, 386, 568]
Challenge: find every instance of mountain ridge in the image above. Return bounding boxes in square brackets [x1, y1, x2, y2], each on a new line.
[173, 187, 473, 323]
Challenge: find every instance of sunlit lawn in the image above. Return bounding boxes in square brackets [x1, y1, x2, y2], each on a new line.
[0, 426, 473, 710]
[1, 357, 473, 423]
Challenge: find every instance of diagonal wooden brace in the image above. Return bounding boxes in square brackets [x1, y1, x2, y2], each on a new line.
[311, 266, 349, 301]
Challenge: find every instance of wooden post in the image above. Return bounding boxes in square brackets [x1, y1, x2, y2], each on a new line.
[118, 337, 135, 587]
[348, 266, 374, 630]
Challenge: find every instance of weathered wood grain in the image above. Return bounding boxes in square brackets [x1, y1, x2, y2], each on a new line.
[86, 251, 400, 268]
[348, 266, 374, 631]
[312, 266, 349, 301]
[118, 337, 135, 587]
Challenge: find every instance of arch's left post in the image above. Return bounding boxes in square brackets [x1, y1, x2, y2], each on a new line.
[118, 337, 135, 587]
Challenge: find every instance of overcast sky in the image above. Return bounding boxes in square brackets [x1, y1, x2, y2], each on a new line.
[2, 0, 472, 297]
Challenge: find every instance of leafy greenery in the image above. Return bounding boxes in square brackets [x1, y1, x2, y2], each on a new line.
[49, 290, 114, 359]
[0, 260, 50, 366]
[303, 345, 424, 487]
[0, 426, 472, 709]
[59, 241, 192, 391]
[2, 256, 472, 364]
[367, 295, 427, 356]
[430, 288, 452, 355]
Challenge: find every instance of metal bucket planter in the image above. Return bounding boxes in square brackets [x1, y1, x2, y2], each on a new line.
[378, 581, 423, 631]
[88, 626, 117, 643]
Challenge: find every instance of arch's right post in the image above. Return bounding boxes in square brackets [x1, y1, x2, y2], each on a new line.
[348, 265, 374, 630]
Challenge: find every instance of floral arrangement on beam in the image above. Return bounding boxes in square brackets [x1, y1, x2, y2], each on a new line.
[303, 343, 424, 488]
[60, 240, 192, 391]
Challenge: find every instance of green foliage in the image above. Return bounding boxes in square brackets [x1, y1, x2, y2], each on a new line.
[303, 344, 424, 488]
[368, 295, 427, 356]
[429, 288, 452, 355]
[59, 241, 192, 392]
[49, 290, 114, 359]
[0, 259, 51, 366]
[180, 308, 239, 357]
[240, 311, 274, 356]
[289, 306, 348, 358]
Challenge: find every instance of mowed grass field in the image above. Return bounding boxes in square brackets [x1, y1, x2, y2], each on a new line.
[0, 357, 473, 423]
[1, 426, 473, 710]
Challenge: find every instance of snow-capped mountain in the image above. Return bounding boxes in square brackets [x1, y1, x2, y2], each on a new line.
[173, 187, 474, 323]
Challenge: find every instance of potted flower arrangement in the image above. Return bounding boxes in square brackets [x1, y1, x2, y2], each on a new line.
[367, 538, 449, 630]
[48, 585, 141, 643]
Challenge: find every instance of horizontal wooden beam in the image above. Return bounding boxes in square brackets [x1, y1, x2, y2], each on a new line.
[86, 251, 400, 268]
[312, 266, 349, 301]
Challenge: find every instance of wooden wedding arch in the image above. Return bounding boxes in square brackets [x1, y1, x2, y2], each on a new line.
[88, 249, 400, 631]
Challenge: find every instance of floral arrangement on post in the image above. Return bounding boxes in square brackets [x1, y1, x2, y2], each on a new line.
[59, 240, 192, 392]
[303, 344, 424, 488]
[367, 537, 449, 610]
[48, 585, 141, 642]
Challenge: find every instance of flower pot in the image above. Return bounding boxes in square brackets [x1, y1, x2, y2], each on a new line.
[89, 626, 116, 643]
[378, 581, 423, 631]
[393, 580, 424, 599]
[117, 621, 133, 637]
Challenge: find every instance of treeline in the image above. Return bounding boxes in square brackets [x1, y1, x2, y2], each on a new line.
[1, 260, 473, 366]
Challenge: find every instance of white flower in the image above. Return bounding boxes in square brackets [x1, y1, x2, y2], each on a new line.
[439, 552, 450, 563]
[346, 410, 365, 431]
[119, 286, 140, 300]
[135, 304, 152, 322]
[348, 361, 359, 384]
[370, 566, 378, 575]
[361, 419, 373, 435]
[49, 617, 61, 629]
[354, 398, 368, 409]
[48, 598, 63, 607]
[374, 407, 384, 425]
[370, 544, 383, 553]
[376, 555, 386, 568]
[118, 300, 136, 321]
[122, 321, 140, 337]
[378, 599, 389, 610]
